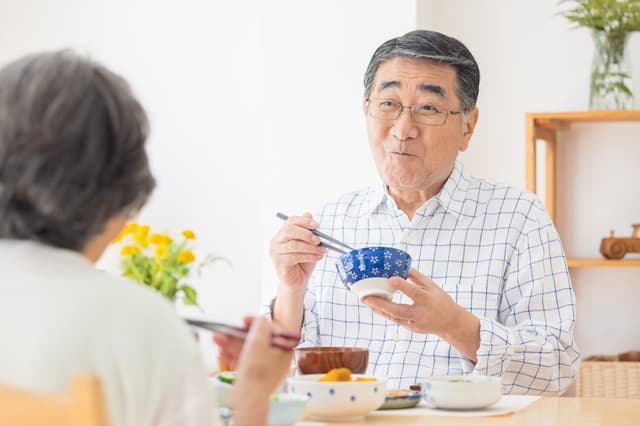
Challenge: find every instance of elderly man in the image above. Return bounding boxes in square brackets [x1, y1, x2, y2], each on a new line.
[269, 30, 580, 394]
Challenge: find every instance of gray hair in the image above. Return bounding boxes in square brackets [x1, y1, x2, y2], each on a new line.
[0, 51, 155, 251]
[364, 30, 480, 112]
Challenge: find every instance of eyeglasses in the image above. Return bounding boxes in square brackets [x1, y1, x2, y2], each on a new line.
[366, 98, 464, 126]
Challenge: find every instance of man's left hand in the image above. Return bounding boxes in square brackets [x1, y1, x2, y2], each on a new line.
[362, 268, 462, 336]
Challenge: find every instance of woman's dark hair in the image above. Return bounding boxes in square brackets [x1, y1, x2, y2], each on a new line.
[0, 50, 155, 251]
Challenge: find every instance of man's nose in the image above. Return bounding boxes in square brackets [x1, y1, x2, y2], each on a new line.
[391, 107, 419, 141]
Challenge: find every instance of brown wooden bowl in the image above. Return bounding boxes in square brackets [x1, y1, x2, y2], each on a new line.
[295, 347, 369, 374]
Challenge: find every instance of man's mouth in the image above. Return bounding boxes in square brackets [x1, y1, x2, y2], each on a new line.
[390, 151, 417, 157]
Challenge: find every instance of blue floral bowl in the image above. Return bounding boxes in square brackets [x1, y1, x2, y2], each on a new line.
[335, 247, 411, 301]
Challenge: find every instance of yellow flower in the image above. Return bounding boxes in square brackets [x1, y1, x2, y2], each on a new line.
[178, 250, 196, 263]
[154, 245, 169, 259]
[112, 222, 141, 244]
[121, 245, 140, 256]
[134, 234, 149, 247]
[123, 223, 138, 234]
[182, 230, 196, 240]
[133, 225, 151, 247]
[150, 233, 165, 245]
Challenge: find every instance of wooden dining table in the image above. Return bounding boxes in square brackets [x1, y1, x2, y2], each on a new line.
[294, 397, 640, 426]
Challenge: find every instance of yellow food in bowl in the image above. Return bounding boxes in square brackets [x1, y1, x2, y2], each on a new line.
[319, 368, 352, 382]
[318, 368, 377, 382]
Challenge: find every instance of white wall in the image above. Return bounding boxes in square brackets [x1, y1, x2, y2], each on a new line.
[417, 0, 640, 358]
[3, 0, 637, 363]
[0, 0, 415, 365]
[257, 0, 417, 302]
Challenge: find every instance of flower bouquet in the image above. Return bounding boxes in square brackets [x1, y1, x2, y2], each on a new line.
[112, 223, 226, 306]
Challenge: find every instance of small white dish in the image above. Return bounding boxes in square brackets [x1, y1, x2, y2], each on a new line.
[268, 393, 309, 425]
[210, 371, 237, 408]
[421, 375, 502, 410]
[377, 389, 422, 410]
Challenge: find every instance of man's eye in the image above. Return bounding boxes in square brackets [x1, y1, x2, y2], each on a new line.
[417, 103, 437, 113]
[378, 100, 396, 109]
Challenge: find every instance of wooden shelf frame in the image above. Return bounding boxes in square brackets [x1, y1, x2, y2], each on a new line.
[567, 258, 640, 268]
[525, 110, 640, 222]
[525, 111, 640, 269]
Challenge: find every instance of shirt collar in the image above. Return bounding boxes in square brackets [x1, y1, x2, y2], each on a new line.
[434, 159, 470, 218]
[361, 159, 470, 218]
[361, 182, 388, 218]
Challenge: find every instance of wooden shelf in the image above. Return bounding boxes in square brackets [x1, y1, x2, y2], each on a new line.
[530, 110, 640, 126]
[526, 111, 640, 270]
[568, 258, 640, 268]
[525, 110, 640, 221]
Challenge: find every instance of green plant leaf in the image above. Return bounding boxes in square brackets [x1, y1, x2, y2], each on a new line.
[181, 285, 198, 306]
[559, 0, 640, 33]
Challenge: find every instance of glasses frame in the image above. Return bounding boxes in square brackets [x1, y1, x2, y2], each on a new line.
[365, 98, 465, 126]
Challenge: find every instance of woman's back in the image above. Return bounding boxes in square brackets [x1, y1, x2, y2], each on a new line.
[0, 239, 218, 426]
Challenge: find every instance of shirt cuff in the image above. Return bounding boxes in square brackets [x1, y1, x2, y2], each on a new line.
[459, 316, 515, 376]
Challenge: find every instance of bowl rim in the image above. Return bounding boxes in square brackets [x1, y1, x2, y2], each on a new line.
[384, 389, 422, 400]
[295, 346, 369, 353]
[270, 392, 310, 402]
[422, 375, 503, 386]
[341, 246, 411, 254]
[287, 373, 387, 385]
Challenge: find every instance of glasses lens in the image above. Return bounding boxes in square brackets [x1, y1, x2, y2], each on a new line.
[413, 103, 447, 125]
[369, 100, 400, 120]
[367, 99, 452, 126]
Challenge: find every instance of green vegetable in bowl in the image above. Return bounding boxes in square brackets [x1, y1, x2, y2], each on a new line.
[217, 372, 237, 385]
[270, 394, 280, 401]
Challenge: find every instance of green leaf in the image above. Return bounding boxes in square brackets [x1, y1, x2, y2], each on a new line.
[160, 276, 178, 299]
[181, 284, 198, 306]
[559, 0, 640, 33]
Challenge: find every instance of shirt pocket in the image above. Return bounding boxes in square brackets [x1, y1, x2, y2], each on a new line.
[438, 259, 505, 314]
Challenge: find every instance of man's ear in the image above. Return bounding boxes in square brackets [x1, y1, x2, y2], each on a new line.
[460, 107, 479, 152]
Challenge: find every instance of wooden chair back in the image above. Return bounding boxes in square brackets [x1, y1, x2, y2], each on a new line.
[0, 374, 110, 426]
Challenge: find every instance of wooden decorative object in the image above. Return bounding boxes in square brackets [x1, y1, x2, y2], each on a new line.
[600, 224, 640, 260]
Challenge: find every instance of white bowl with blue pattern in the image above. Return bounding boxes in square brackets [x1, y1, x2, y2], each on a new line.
[287, 374, 386, 421]
[336, 246, 411, 301]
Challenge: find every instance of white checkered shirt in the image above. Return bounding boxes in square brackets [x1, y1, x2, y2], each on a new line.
[277, 160, 579, 394]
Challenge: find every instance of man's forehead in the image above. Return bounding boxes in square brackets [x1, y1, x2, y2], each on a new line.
[373, 57, 456, 93]
[376, 80, 447, 98]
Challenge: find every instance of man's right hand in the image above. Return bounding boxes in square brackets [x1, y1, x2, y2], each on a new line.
[269, 212, 326, 291]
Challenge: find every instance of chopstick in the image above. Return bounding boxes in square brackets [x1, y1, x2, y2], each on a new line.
[185, 319, 300, 351]
[276, 212, 354, 254]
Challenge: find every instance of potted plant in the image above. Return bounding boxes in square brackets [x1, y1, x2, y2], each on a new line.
[560, 0, 640, 110]
[112, 223, 227, 307]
